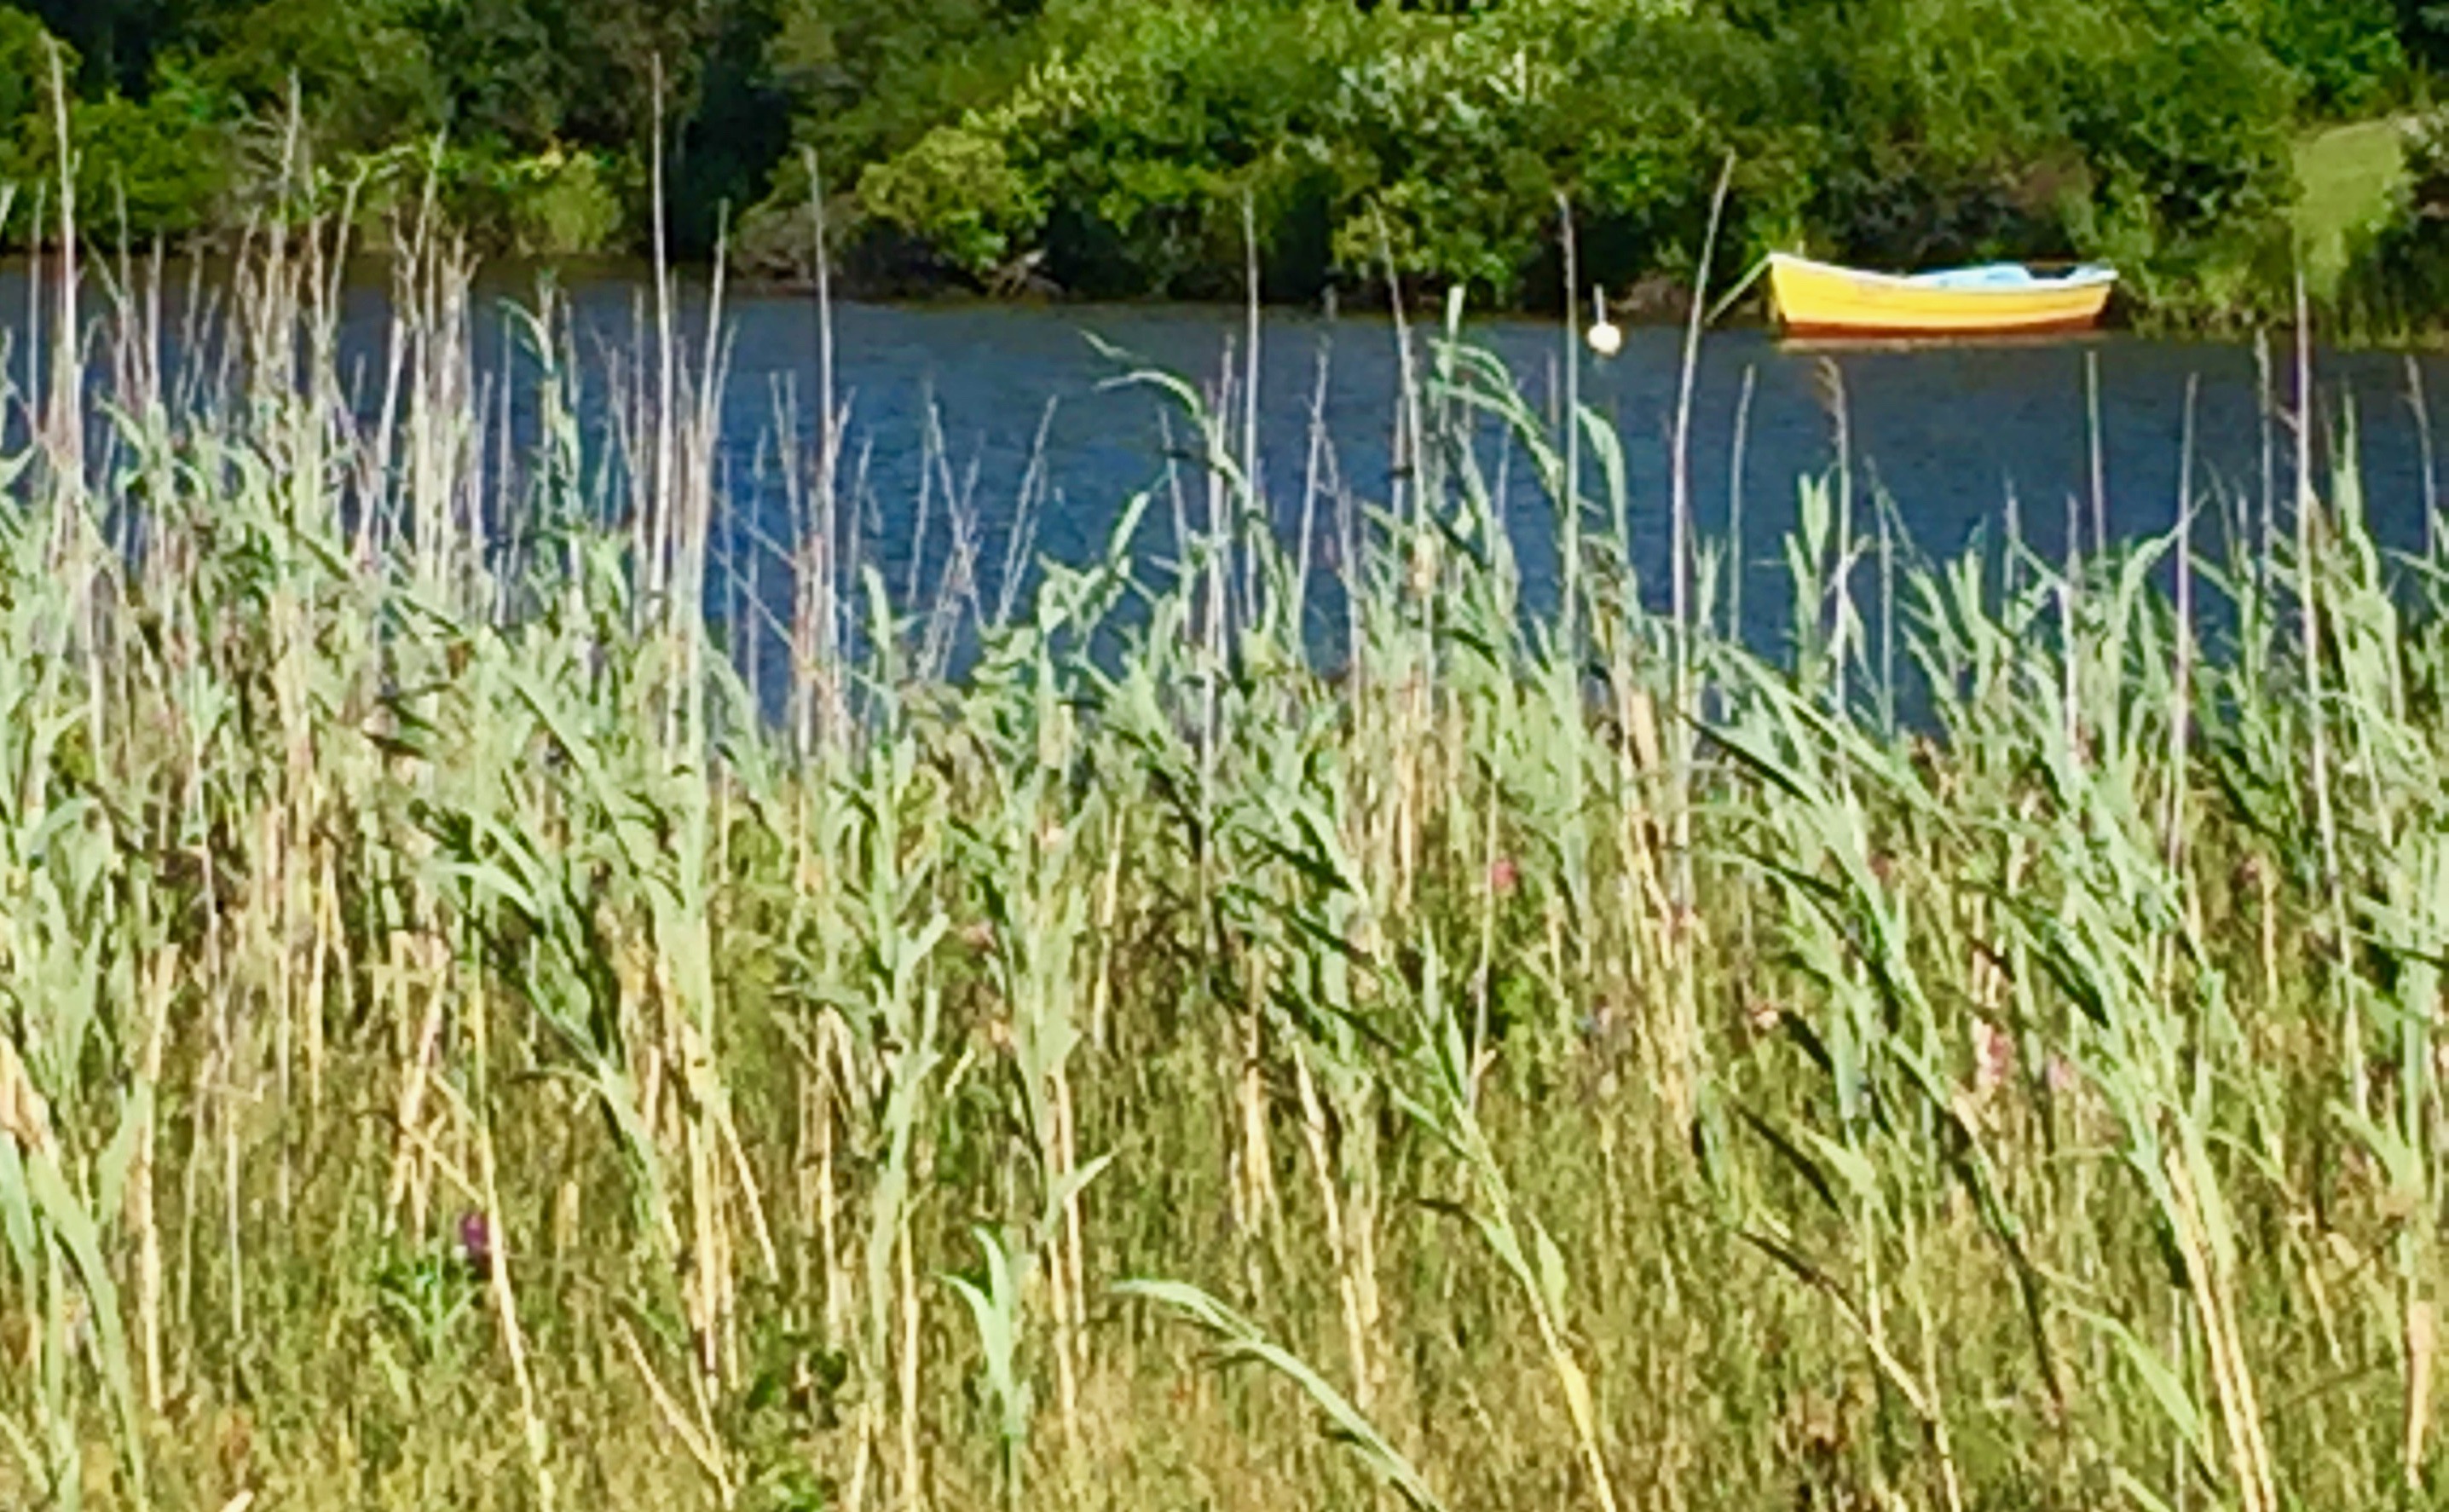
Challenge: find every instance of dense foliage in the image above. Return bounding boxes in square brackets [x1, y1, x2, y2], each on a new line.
[0, 0, 2433, 312]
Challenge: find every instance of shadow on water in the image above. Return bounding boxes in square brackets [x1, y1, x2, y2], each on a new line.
[4, 256, 2445, 707]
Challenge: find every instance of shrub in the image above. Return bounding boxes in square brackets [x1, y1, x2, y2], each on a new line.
[509, 146, 628, 257]
[858, 120, 1044, 280]
[4, 71, 234, 245]
[838, 0, 2319, 314]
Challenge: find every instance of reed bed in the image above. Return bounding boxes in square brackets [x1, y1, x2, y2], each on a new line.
[2, 190, 2446, 1512]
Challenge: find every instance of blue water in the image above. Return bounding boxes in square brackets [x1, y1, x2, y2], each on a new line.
[4, 259, 2442, 685]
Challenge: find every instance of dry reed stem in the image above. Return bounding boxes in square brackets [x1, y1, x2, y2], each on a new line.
[2165, 1149, 2276, 1512]
[618, 1318, 733, 1502]
[2408, 1296, 2437, 1490]
[1294, 1045, 1375, 1410]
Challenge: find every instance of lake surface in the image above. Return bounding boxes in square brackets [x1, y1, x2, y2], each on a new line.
[7, 260, 2447, 673]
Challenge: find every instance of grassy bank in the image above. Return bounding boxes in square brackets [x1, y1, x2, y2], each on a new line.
[2294, 118, 2410, 303]
[3, 209, 2448, 1512]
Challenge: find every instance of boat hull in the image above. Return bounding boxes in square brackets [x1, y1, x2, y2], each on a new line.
[1766, 253, 2115, 339]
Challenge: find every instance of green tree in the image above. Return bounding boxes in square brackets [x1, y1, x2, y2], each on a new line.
[2400, 0, 2449, 73]
[2247, 0, 2402, 113]
[0, 0, 2428, 313]
[0, 6, 67, 129]
[13, 0, 176, 93]
[179, 0, 447, 149]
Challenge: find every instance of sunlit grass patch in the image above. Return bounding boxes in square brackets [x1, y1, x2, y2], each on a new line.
[2295, 116, 2409, 299]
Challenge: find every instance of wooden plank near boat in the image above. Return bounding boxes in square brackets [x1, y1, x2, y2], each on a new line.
[1765, 251, 2117, 339]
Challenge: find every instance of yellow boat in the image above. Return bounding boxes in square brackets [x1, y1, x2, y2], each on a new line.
[1765, 251, 2117, 339]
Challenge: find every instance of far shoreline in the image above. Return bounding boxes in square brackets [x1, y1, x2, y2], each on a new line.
[5, 245, 2444, 353]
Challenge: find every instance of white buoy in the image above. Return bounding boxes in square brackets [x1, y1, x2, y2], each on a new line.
[1585, 285, 1622, 357]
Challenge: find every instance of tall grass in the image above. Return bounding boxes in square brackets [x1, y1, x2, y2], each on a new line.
[5, 170, 2449, 1512]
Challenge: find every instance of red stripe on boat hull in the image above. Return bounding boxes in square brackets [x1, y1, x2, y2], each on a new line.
[1780, 312, 2109, 341]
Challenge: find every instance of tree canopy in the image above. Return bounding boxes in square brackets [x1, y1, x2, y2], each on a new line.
[0, 0, 2430, 319]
